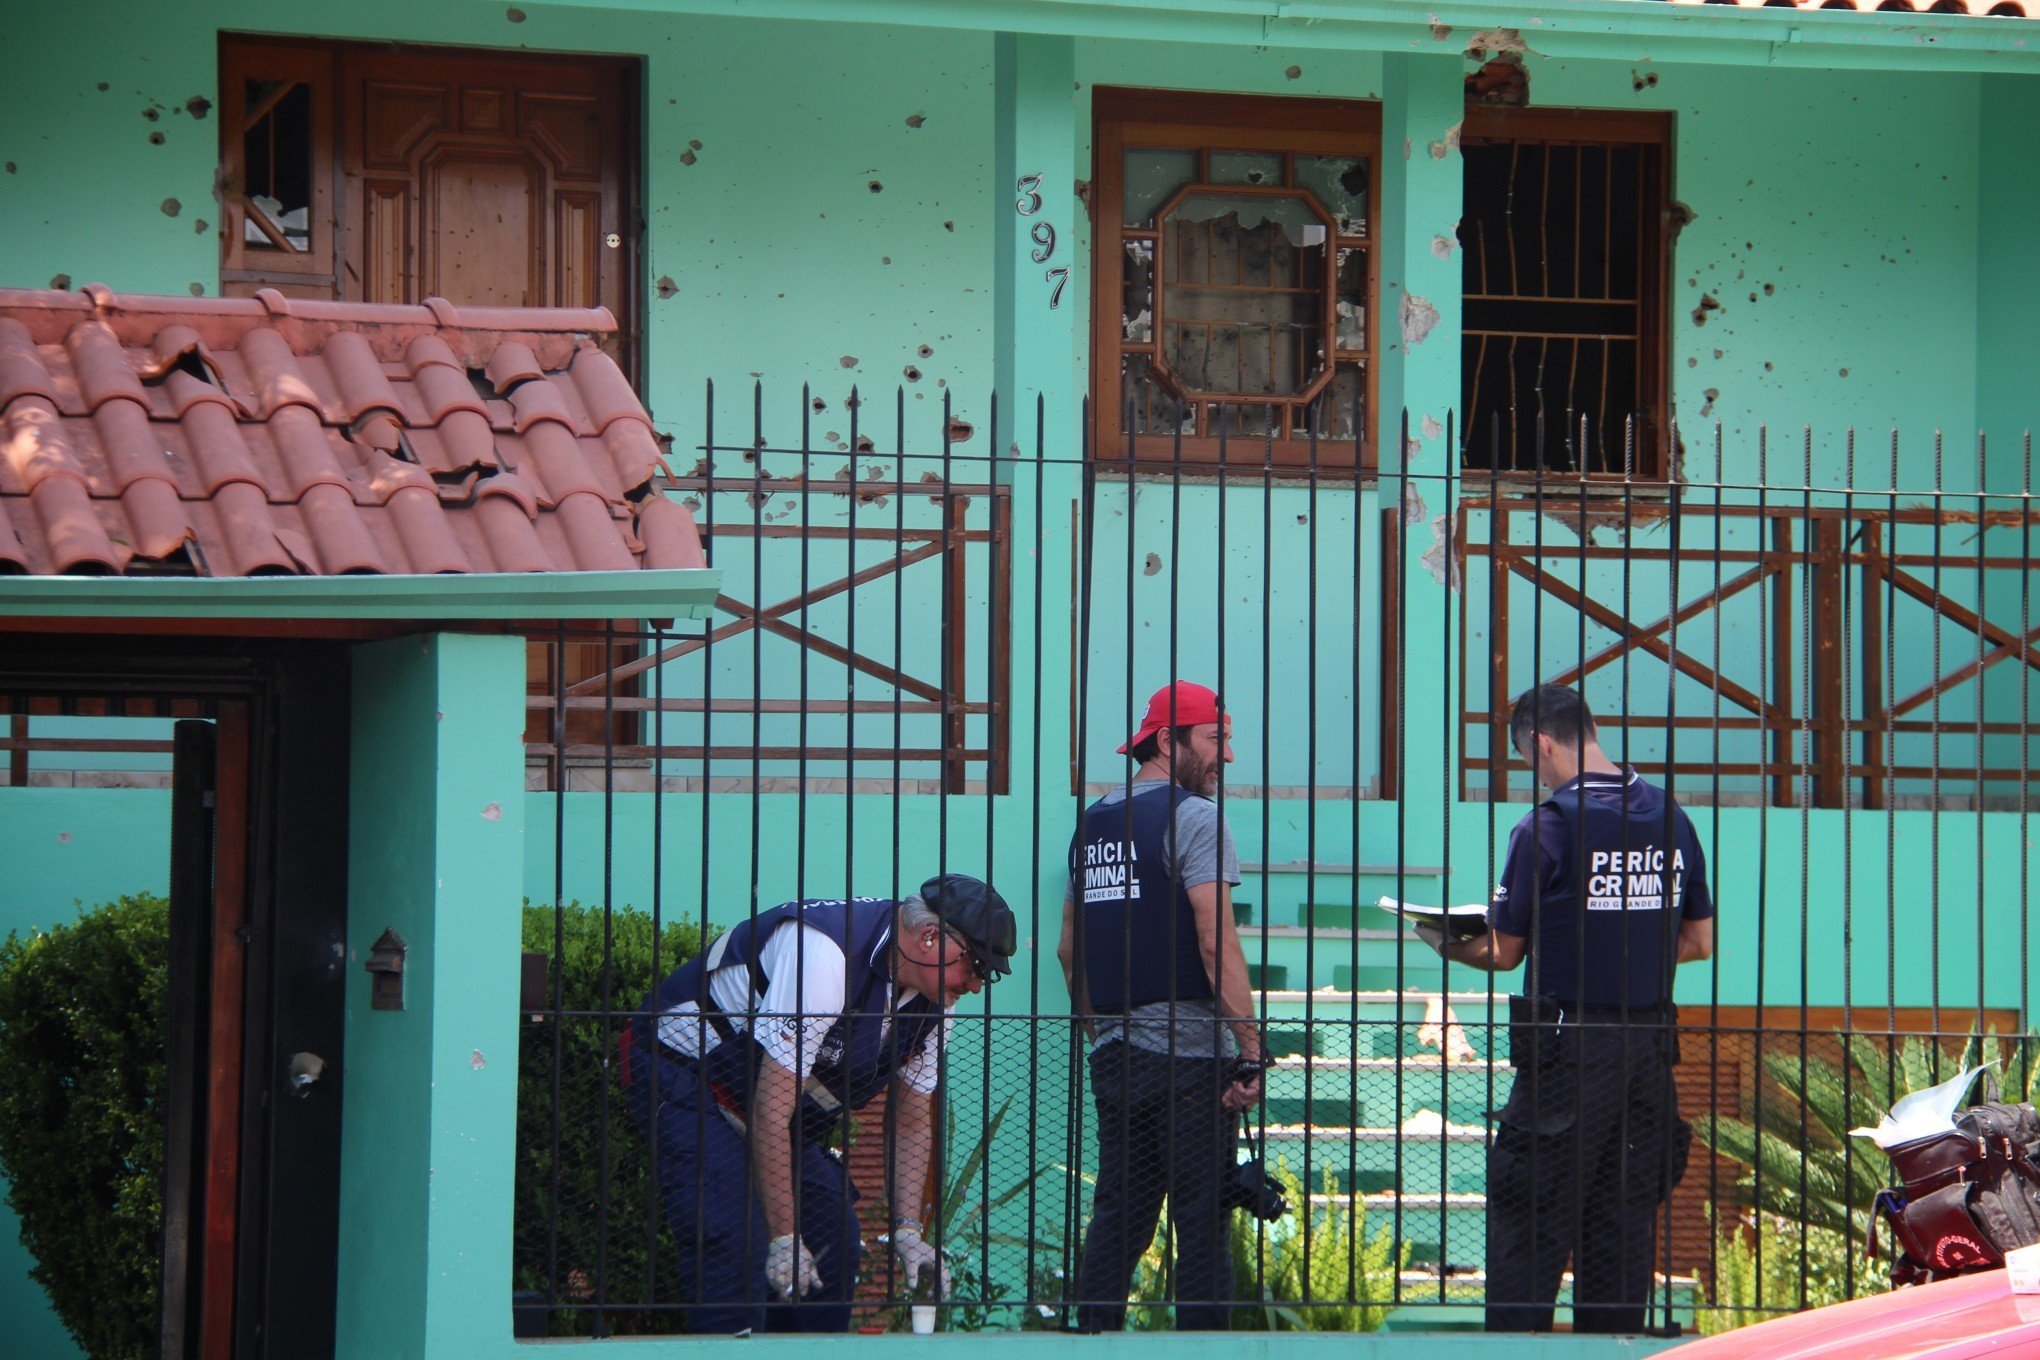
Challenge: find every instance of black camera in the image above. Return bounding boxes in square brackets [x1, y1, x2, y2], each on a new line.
[1221, 1155, 1289, 1222]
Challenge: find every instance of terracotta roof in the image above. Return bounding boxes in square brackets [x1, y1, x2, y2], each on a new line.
[1658, 0, 2032, 14]
[0, 285, 706, 578]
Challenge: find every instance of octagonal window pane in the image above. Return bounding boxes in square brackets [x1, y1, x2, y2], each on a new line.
[1158, 191, 1331, 399]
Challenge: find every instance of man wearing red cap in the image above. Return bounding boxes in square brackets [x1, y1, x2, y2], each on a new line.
[1058, 681, 1265, 1331]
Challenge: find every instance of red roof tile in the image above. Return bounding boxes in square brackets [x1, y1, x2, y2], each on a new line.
[0, 284, 706, 578]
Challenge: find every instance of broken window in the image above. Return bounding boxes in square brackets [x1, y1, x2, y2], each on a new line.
[1459, 108, 1671, 478]
[240, 80, 314, 252]
[219, 39, 336, 296]
[1094, 88, 1378, 470]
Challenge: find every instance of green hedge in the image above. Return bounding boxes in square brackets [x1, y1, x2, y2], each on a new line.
[0, 894, 707, 1357]
[0, 894, 169, 1360]
[514, 901, 709, 1335]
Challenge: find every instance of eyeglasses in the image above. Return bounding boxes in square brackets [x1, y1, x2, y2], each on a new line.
[940, 928, 994, 982]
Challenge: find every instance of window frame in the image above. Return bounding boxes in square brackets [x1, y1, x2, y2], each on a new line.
[218, 39, 339, 298]
[1091, 87, 1382, 473]
[1458, 105, 1675, 483]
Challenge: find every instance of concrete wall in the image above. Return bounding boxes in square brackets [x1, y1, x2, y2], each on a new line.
[0, 2, 2027, 451]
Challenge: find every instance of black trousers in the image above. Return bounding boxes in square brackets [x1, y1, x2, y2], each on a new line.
[1076, 1042, 1234, 1331]
[1484, 1015, 1689, 1334]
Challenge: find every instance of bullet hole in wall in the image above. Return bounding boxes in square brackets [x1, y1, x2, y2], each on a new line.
[185, 95, 211, 119]
[49, 274, 71, 290]
[149, 132, 165, 145]
[161, 198, 180, 217]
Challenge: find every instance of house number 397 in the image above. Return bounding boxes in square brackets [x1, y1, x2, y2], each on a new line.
[1015, 173, 1068, 310]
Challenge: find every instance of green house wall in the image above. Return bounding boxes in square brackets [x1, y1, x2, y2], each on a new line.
[2, 1, 2038, 1354]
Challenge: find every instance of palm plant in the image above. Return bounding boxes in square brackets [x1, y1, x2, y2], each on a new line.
[1693, 1029, 2039, 1328]
[922, 1095, 1050, 1331]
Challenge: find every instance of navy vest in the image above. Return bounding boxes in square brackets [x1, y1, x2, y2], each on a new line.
[1529, 774, 1698, 1009]
[642, 898, 941, 1127]
[1072, 785, 1214, 1013]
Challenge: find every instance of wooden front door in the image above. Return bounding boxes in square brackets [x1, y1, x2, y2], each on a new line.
[220, 37, 640, 373]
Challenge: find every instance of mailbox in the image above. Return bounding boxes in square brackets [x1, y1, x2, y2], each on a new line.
[365, 928, 408, 1011]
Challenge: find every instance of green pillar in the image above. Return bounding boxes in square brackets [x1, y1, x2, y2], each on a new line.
[992, 32, 1081, 463]
[335, 633, 526, 1360]
[1379, 54, 1466, 861]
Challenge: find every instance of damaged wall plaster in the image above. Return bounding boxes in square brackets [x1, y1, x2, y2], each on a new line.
[1399, 293, 1441, 347]
[1419, 514, 1460, 591]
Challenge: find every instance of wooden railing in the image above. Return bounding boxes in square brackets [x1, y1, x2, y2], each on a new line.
[1457, 495, 2039, 807]
[525, 475, 1012, 795]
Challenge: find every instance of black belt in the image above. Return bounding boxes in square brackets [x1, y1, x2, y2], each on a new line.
[1549, 999, 1673, 1021]
[1513, 996, 1675, 1029]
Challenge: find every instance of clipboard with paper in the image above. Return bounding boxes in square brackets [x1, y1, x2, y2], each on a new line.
[1378, 895, 1490, 942]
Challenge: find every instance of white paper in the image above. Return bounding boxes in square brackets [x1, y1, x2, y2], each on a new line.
[1379, 896, 1489, 941]
[1849, 1064, 1989, 1148]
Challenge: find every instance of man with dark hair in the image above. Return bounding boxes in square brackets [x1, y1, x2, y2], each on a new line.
[622, 875, 1015, 1333]
[1058, 681, 1265, 1332]
[1416, 682, 1715, 1334]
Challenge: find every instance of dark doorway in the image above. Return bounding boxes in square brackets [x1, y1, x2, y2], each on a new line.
[1458, 108, 1672, 477]
[0, 638, 352, 1360]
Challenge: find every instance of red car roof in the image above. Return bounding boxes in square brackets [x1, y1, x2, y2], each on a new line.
[1676, 1271, 2040, 1359]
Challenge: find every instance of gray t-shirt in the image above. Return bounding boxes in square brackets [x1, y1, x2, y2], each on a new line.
[1068, 780, 1243, 1058]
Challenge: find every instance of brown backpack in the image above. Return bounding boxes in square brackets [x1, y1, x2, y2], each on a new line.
[1873, 1096, 2040, 1285]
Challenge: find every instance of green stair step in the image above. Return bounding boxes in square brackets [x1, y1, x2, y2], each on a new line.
[1263, 1092, 1365, 1125]
[1247, 962, 1288, 990]
[1304, 901, 1356, 929]
[1266, 1026, 1324, 1059]
[1333, 964, 1411, 991]
[1232, 899, 1255, 926]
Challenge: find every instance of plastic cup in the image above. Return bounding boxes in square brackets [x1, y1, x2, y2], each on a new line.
[2009, 1242, 2040, 1294]
[910, 1304, 938, 1334]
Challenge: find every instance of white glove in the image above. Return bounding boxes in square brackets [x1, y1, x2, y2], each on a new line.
[891, 1220, 951, 1297]
[1414, 922, 1449, 958]
[766, 1233, 822, 1300]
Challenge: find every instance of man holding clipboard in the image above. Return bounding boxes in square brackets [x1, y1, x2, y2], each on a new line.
[1409, 684, 1715, 1335]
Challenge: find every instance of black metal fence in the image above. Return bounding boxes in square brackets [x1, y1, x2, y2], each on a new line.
[513, 383, 2037, 1338]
